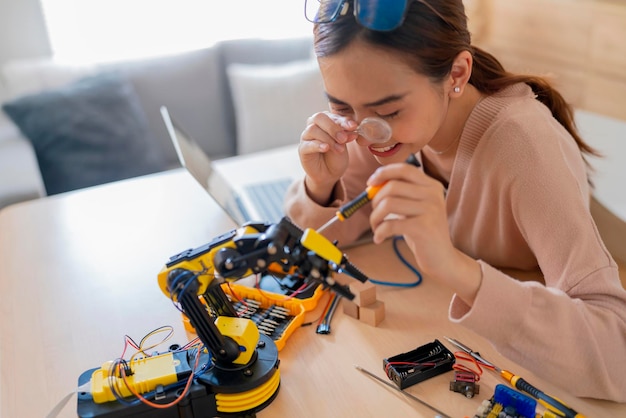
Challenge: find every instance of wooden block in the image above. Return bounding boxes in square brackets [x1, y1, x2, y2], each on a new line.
[348, 281, 377, 307]
[342, 300, 359, 319]
[359, 300, 385, 327]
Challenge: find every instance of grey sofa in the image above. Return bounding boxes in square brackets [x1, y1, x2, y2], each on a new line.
[0, 36, 322, 208]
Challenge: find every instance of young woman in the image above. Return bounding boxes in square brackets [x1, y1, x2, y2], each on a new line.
[285, 0, 626, 401]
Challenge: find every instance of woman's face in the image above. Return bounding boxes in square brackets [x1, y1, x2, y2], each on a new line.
[318, 39, 449, 165]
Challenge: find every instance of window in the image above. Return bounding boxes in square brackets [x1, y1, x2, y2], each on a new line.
[40, 0, 313, 63]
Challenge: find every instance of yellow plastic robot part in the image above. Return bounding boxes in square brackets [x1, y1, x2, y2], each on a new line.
[215, 369, 281, 413]
[90, 352, 179, 403]
[301, 228, 343, 265]
[183, 282, 323, 351]
[214, 316, 259, 364]
[157, 224, 261, 299]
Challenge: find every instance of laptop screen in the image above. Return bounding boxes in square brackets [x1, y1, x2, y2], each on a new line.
[161, 106, 245, 225]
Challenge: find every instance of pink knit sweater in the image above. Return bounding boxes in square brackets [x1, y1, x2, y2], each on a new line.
[284, 83, 626, 401]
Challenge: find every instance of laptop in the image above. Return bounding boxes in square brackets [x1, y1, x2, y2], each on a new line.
[162, 106, 373, 251]
[162, 105, 326, 297]
[161, 106, 298, 227]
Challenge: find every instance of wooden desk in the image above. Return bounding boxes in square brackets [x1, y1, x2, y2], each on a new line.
[0, 169, 624, 418]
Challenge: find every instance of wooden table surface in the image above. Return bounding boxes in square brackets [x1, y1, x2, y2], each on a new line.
[0, 169, 623, 418]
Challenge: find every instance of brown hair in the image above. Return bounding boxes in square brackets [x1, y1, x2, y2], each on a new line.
[313, 0, 599, 164]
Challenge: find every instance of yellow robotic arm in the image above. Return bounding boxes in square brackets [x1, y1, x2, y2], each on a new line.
[79, 217, 370, 418]
[156, 217, 368, 366]
[156, 223, 263, 366]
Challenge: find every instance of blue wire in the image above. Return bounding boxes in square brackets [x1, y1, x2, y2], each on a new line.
[367, 236, 422, 287]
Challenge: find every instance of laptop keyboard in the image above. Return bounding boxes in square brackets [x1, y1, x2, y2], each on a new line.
[242, 178, 293, 224]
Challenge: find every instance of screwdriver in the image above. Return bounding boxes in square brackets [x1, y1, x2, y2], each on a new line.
[317, 154, 422, 234]
[354, 365, 452, 418]
[444, 337, 586, 418]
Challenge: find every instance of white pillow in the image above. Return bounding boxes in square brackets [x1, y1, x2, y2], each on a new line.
[227, 59, 328, 154]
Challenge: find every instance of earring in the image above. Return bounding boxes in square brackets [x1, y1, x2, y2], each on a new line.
[453, 86, 460, 93]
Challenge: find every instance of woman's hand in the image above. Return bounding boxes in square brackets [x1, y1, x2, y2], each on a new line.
[367, 161, 482, 304]
[299, 112, 359, 205]
[368, 162, 451, 271]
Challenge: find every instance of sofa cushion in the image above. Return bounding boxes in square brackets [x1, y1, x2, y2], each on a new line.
[1, 58, 95, 100]
[219, 37, 316, 153]
[227, 59, 327, 154]
[100, 46, 229, 163]
[0, 137, 46, 208]
[0, 76, 19, 144]
[2, 72, 168, 195]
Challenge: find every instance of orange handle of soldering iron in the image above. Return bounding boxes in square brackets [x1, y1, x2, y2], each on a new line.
[336, 184, 385, 221]
[336, 154, 421, 221]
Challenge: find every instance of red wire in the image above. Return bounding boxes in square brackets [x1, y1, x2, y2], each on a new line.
[317, 291, 335, 326]
[120, 345, 202, 409]
[452, 351, 494, 382]
[254, 274, 309, 302]
[226, 282, 249, 316]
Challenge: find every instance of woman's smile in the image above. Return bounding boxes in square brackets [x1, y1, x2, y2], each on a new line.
[368, 142, 402, 157]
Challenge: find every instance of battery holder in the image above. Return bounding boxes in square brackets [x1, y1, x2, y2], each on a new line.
[383, 339, 455, 389]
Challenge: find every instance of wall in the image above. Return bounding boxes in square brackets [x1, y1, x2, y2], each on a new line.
[2, 0, 626, 123]
[465, 0, 626, 122]
[0, 0, 51, 66]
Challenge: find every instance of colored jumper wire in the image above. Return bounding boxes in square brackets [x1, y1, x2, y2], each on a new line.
[316, 291, 340, 334]
[444, 337, 586, 418]
[317, 154, 422, 234]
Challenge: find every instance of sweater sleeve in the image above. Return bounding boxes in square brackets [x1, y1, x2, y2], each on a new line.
[450, 102, 626, 401]
[450, 262, 626, 401]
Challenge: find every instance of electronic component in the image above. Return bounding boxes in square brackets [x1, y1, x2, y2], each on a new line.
[445, 337, 586, 418]
[89, 350, 194, 403]
[224, 282, 323, 350]
[383, 339, 455, 389]
[474, 384, 537, 418]
[449, 370, 480, 398]
[181, 284, 321, 351]
[77, 341, 280, 418]
[316, 292, 340, 334]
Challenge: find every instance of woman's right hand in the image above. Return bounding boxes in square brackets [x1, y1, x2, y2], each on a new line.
[299, 111, 359, 205]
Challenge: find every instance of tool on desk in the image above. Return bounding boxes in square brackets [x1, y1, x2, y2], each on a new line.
[317, 154, 422, 234]
[355, 365, 452, 418]
[444, 337, 586, 418]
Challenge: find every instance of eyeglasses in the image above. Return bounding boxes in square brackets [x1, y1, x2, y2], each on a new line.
[305, 0, 410, 32]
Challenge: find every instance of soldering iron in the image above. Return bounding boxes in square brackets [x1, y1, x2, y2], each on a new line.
[317, 154, 422, 233]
